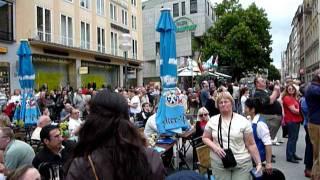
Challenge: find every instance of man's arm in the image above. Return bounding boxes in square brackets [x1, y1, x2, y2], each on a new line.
[269, 85, 280, 104]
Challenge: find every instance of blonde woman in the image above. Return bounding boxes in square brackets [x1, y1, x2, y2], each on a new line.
[0, 114, 11, 127]
[202, 92, 262, 180]
[194, 107, 210, 138]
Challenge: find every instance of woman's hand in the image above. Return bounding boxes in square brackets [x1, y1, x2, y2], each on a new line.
[213, 146, 226, 159]
[255, 163, 263, 175]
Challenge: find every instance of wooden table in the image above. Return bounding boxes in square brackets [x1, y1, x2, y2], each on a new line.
[155, 141, 176, 155]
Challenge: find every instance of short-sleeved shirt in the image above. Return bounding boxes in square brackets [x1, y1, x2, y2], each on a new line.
[204, 113, 252, 165]
[253, 89, 282, 115]
[282, 96, 302, 123]
[130, 95, 141, 114]
[4, 140, 35, 170]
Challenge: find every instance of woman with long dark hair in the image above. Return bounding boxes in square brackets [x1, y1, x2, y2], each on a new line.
[65, 90, 165, 180]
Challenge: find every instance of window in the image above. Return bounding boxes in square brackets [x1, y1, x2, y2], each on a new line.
[173, 3, 179, 17]
[97, 0, 104, 15]
[121, 9, 127, 25]
[132, 39, 137, 59]
[211, 8, 214, 20]
[0, 0, 13, 41]
[131, 15, 137, 29]
[61, 15, 73, 46]
[156, 42, 160, 56]
[131, 0, 136, 6]
[111, 32, 118, 55]
[207, 2, 210, 16]
[190, 0, 197, 14]
[181, 2, 185, 16]
[80, 0, 89, 9]
[97, 27, 105, 53]
[110, 3, 117, 21]
[80, 21, 90, 49]
[36, 6, 51, 42]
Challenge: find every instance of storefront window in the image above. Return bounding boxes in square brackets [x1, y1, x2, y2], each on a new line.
[0, 63, 10, 94]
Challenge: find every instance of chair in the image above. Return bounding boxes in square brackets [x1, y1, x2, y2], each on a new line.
[196, 145, 212, 180]
[30, 139, 43, 153]
[190, 136, 204, 170]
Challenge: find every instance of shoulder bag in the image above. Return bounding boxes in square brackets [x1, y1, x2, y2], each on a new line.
[217, 113, 237, 168]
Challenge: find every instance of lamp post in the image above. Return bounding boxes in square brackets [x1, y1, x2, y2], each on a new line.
[119, 33, 132, 89]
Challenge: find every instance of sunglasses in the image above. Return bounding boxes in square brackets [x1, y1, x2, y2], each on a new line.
[199, 113, 208, 117]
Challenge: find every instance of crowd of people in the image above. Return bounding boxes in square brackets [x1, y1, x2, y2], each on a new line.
[0, 69, 318, 179]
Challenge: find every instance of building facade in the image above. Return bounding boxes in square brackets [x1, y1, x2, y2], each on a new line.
[0, 0, 19, 94]
[142, 0, 215, 83]
[283, 0, 320, 83]
[303, 0, 319, 81]
[3, 0, 144, 92]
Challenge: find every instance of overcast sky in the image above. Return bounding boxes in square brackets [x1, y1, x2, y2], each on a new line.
[142, 0, 303, 69]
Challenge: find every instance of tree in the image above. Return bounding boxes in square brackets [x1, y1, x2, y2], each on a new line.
[267, 64, 281, 81]
[201, 1, 273, 81]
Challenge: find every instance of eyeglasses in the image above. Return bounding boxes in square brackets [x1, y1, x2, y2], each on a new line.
[199, 113, 208, 117]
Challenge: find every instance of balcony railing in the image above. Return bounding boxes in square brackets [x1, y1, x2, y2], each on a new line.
[31, 30, 139, 59]
[60, 36, 73, 46]
[97, 44, 106, 53]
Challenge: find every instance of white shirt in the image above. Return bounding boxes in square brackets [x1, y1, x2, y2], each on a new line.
[130, 95, 141, 114]
[252, 114, 272, 145]
[68, 117, 82, 136]
[232, 86, 240, 99]
[205, 113, 252, 165]
[8, 95, 20, 104]
[240, 95, 248, 114]
[31, 127, 42, 141]
[144, 114, 158, 139]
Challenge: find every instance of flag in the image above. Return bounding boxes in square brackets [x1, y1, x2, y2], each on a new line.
[213, 55, 218, 68]
[197, 52, 204, 73]
[202, 55, 213, 70]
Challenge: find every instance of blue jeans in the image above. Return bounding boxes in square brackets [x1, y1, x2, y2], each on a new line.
[286, 122, 300, 160]
[304, 125, 313, 170]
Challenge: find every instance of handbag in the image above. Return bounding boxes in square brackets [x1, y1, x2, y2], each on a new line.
[88, 155, 99, 180]
[217, 113, 237, 168]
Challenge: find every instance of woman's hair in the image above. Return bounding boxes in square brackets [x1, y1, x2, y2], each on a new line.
[281, 83, 298, 99]
[0, 114, 11, 127]
[197, 107, 209, 121]
[6, 165, 36, 180]
[240, 87, 249, 97]
[215, 91, 235, 108]
[244, 98, 263, 115]
[67, 90, 152, 180]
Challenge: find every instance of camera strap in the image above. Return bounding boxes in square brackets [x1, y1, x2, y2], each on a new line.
[217, 113, 233, 149]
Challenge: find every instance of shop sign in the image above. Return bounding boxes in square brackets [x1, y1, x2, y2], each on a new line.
[0, 47, 7, 54]
[79, 66, 89, 75]
[174, 17, 197, 33]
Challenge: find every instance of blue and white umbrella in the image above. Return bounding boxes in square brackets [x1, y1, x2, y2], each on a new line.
[155, 9, 189, 134]
[14, 40, 40, 126]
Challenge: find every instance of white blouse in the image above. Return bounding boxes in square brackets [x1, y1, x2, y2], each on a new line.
[205, 113, 253, 165]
